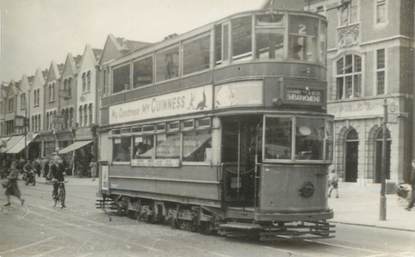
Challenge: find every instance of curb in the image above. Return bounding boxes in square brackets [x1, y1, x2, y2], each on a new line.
[331, 220, 415, 233]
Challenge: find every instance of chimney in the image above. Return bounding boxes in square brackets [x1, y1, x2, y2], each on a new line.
[262, 0, 305, 11]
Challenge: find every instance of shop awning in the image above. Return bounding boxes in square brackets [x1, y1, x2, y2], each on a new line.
[3, 135, 25, 154]
[59, 140, 92, 154]
[7, 134, 39, 154]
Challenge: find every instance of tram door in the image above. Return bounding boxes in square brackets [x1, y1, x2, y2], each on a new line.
[221, 117, 261, 207]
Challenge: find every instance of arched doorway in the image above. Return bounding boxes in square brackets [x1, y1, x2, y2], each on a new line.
[374, 128, 391, 183]
[345, 129, 359, 182]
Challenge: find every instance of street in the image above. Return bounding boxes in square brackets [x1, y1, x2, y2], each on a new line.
[0, 180, 414, 257]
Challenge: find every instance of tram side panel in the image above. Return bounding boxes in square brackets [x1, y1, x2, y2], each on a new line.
[259, 164, 328, 212]
[102, 164, 222, 207]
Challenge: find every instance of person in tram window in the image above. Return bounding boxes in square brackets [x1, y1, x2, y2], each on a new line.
[3, 161, 25, 207]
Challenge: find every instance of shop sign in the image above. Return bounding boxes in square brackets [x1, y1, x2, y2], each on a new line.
[214, 81, 263, 109]
[131, 158, 180, 167]
[109, 85, 213, 125]
[285, 88, 322, 104]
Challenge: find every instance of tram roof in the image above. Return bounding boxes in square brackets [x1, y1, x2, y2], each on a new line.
[110, 8, 326, 68]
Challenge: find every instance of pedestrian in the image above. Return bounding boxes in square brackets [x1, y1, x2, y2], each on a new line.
[328, 165, 339, 198]
[405, 159, 415, 211]
[89, 159, 97, 181]
[3, 161, 25, 206]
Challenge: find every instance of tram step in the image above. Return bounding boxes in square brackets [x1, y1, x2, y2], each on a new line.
[220, 222, 262, 230]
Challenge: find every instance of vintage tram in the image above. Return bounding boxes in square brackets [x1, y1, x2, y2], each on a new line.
[97, 7, 334, 240]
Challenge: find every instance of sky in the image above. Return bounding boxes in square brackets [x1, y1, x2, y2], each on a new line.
[0, 0, 268, 82]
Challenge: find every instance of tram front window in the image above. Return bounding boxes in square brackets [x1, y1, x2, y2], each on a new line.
[295, 118, 324, 160]
[288, 15, 318, 62]
[265, 117, 292, 160]
[255, 13, 285, 60]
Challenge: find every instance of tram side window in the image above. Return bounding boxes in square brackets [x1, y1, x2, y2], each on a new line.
[215, 23, 229, 64]
[156, 46, 179, 82]
[265, 117, 292, 160]
[133, 135, 154, 159]
[255, 13, 285, 60]
[183, 35, 211, 75]
[288, 15, 318, 62]
[133, 57, 153, 88]
[295, 118, 324, 160]
[183, 130, 212, 162]
[156, 133, 180, 159]
[113, 137, 131, 162]
[113, 65, 130, 93]
[232, 16, 252, 60]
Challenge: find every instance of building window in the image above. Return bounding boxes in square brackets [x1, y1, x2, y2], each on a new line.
[133, 57, 153, 88]
[336, 54, 362, 99]
[82, 73, 86, 92]
[113, 137, 131, 162]
[87, 71, 91, 91]
[376, 49, 385, 95]
[8, 98, 14, 113]
[255, 13, 285, 60]
[112, 65, 130, 93]
[232, 16, 252, 61]
[156, 46, 179, 82]
[67, 78, 72, 98]
[89, 104, 93, 125]
[79, 106, 82, 127]
[376, 0, 387, 24]
[20, 93, 26, 110]
[183, 34, 211, 75]
[339, 0, 358, 26]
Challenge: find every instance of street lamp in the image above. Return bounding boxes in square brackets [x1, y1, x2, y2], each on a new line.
[379, 98, 387, 221]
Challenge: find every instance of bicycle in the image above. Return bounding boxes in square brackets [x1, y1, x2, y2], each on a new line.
[53, 181, 66, 208]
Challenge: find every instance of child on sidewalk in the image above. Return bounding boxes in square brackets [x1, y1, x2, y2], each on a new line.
[328, 165, 339, 198]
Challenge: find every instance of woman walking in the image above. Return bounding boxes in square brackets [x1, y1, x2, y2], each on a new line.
[3, 161, 24, 206]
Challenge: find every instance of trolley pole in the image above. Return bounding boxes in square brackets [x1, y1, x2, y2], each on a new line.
[379, 98, 387, 221]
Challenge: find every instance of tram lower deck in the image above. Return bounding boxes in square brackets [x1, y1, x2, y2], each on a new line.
[98, 112, 334, 240]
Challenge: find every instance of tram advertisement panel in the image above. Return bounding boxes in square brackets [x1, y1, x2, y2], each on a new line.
[214, 81, 263, 109]
[109, 85, 213, 124]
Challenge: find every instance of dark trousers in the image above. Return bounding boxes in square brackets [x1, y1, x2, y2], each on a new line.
[408, 186, 415, 209]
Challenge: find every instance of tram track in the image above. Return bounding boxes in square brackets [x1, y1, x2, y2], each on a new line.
[14, 182, 404, 257]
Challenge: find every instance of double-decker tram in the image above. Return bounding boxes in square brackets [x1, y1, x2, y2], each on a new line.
[98, 7, 334, 240]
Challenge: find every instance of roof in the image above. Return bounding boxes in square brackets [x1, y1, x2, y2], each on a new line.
[92, 48, 103, 61]
[73, 55, 83, 68]
[28, 75, 35, 84]
[57, 63, 64, 75]
[42, 69, 49, 80]
[116, 37, 151, 54]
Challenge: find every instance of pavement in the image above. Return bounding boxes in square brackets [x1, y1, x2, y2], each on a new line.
[329, 182, 415, 232]
[34, 177, 415, 232]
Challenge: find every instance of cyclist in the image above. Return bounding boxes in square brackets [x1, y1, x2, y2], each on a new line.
[50, 159, 65, 208]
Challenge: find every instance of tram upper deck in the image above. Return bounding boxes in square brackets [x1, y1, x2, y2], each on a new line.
[101, 9, 327, 124]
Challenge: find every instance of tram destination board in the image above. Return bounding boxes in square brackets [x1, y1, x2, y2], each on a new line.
[285, 87, 323, 105]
